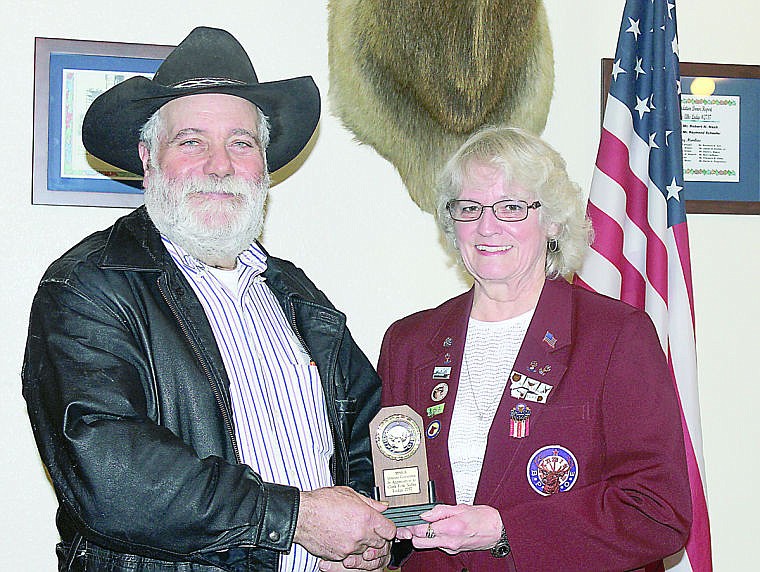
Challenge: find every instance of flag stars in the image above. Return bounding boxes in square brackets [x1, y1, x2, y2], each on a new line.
[672, 35, 679, 56]
[635, 95, 652, 119]
[668, 2, 675, 19]
[649, 132, 659, 149]
[665, 130, 673, 146]
[635, 57, 646, 78]
[626, 17, 642, 40]
[666, 178, 683, 201]
[611, 59, 626, 81]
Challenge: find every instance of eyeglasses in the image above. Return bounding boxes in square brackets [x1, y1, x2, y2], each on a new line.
[446, 199, 542, 222]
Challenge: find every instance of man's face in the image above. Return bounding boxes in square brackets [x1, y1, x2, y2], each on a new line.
[139, 93, 270, 268]
[142, 93, 265, 183]
[140, 93, 266, 227]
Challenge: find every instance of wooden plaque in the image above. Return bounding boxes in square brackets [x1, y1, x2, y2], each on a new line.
[369, 405, 437, 525]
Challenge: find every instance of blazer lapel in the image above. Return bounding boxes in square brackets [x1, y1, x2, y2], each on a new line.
[413, 289, 473, 505]
[476, 278, 574, 506]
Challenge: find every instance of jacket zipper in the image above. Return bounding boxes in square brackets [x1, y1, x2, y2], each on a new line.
[288, 297, 343, 483]
[159, 281, 241, 463]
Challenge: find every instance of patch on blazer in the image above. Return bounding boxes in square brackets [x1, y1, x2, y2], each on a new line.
[527, 445, 578, 496]
[510, 371, 553, 403]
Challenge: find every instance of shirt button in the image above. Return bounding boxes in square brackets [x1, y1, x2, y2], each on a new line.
[268, 531, 280, 542]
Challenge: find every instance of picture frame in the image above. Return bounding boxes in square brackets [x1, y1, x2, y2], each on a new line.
[33, 37, 174, 207]
[601, 59, 760, 215]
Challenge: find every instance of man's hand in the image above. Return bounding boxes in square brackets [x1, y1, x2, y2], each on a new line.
[318, 545, 390, 572]
[295, 486, 395, 569]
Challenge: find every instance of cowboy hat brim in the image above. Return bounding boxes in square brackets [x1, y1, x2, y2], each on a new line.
[82, 72, 320, 176]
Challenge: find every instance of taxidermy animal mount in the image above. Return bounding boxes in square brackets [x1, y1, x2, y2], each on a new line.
[328, 0, 554, 213]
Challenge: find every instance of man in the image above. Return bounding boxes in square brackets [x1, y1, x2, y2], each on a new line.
[22, 27, 394, 572]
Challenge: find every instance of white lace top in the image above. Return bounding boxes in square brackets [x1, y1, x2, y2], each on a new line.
[448, 310, 533, 504]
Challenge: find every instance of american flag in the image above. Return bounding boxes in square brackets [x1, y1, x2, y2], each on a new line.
[575, 1, 712, 570]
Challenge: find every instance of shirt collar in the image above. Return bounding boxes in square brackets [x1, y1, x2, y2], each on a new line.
[161, 235, 268, 277]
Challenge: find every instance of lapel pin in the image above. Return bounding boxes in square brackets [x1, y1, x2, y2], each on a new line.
[431, 382, 449, 402]
[509, 403, 531, 438]
[543, 331, 557, 348]
[427, 403, 445, 417]
[427, 420, 442, 439]
[432, 366, 452, 380]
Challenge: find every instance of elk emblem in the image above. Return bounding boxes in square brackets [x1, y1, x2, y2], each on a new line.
[528, 445, 579, 496]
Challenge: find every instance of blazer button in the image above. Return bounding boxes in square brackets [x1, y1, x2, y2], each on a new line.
[268, 530, 281, 542]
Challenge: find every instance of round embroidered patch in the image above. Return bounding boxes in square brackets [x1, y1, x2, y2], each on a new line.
[527, 445, 578, 496]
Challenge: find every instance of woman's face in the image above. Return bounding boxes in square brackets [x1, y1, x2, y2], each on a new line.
[454, 163, 548, 289]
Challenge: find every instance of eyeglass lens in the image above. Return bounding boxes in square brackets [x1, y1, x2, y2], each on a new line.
[448, 200, 539, 222]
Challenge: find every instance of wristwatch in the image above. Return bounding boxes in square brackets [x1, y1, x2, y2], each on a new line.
[490, 525, 511, 558]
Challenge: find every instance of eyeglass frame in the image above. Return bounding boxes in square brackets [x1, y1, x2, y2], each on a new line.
[446, 199, 542, 222]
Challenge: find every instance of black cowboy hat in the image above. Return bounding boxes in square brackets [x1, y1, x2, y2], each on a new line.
[82, 26, 320, 175]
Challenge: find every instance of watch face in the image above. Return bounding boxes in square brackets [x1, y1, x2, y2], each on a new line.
[492, 543, 511, 558]
[490, 526, 511, 558]
[491, 546, 509, 558]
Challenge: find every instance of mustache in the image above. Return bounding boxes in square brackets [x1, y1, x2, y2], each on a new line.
[167, 176, 258, 198]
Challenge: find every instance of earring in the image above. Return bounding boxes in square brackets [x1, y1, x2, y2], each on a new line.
[547, 238, 559, 252]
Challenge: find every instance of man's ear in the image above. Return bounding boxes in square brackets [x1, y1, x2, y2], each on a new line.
[138, 142, 151, 171]
[138, 142, 152, 187]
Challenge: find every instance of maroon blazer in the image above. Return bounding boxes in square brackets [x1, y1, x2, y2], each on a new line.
[378, 278, 691, 572]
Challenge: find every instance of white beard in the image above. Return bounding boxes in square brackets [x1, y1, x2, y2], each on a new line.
[144, 168, 269, 266]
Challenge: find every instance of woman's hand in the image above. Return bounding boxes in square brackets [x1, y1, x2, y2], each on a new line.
[396, 504, 503, 555]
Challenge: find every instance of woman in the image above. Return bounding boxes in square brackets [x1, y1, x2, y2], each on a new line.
[378, 126, 691, 571]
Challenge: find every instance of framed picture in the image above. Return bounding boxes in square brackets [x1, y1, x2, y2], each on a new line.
[601, 59, 760, 215]
[33, 37, 174, 207]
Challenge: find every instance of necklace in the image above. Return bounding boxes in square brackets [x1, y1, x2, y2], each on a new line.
[461, 354, 501, 422]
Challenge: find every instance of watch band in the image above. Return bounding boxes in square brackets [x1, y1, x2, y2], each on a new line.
[490, 524, 511, 558]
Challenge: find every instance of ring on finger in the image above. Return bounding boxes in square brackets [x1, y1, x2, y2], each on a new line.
[426, 523, 436, 539]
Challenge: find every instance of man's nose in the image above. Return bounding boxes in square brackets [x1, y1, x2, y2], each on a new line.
[203, 144, 235, 178]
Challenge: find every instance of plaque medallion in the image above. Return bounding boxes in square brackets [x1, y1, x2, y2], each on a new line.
[376, 413, 422, 461]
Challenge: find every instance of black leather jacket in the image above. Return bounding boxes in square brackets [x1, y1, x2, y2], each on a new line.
[22, 208, 381, 571]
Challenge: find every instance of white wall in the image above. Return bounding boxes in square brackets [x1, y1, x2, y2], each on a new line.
[1, 1, 756, 569]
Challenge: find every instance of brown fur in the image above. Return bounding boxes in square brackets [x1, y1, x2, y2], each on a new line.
[328, 0, 554, 212]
